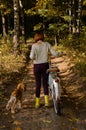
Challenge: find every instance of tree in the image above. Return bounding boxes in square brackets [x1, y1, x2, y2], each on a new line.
[0, 0, 12, 41]
[0, 0, 85, 45]
[19, 0, 25, 43]
[13, 0, 20, 55]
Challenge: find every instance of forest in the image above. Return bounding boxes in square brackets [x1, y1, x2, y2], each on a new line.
[0, 0, 86, 130]
[0, 0, 86, 77]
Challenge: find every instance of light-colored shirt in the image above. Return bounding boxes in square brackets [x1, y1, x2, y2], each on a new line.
[29, 40, 58, 64]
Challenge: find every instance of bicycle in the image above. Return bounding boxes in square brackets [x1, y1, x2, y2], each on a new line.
[47, 61, 63, 116]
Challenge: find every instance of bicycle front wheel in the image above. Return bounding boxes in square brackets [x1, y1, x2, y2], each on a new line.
[52, 85, 61, 115]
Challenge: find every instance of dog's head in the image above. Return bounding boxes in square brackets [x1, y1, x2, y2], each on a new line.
[17, 83, 26, 91]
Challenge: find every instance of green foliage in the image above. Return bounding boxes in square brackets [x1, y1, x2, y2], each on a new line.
[0, 0, 13, 15]
[25, 8, 36, 16]
[62, 15, 72, 22]
[75, 62, 86, 77]
[83, 0, 86, 5]
[25, 0, 69, 39]
[61, 29, 86, 51]
[34, 23, 43, 31]
[48, 23, 68, 34]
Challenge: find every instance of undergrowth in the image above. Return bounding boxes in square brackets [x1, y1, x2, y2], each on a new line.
[0, 41, 29, 79]
[0, 33, 86, 83]
[57, 32, 86, 79]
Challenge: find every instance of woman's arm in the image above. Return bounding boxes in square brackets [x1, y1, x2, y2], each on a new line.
[48, 43, 66, 57]
[29, 45, 35, 60]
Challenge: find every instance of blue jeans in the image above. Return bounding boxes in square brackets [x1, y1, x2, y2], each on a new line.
[34, 62, 49, 97]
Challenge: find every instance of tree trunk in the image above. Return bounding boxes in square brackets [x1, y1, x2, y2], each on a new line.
[76, 0, 82, 34]
[70, 0, 82, 34]
[55, 34, 59, 46]
[68, 0, 72, 33]
[13, 0, 20, 55]
[19, 0, 25, 43]
[1, 11, 7, 42]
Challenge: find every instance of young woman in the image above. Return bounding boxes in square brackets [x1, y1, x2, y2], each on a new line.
[29, 30, 59, 108]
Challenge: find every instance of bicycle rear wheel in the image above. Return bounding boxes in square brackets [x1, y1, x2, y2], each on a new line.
[52, 85, 61, 115]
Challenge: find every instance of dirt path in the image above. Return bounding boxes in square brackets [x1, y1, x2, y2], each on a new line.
[0, 56, 86, 130]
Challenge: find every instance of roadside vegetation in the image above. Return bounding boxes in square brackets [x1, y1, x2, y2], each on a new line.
[0, 29, 86, 82]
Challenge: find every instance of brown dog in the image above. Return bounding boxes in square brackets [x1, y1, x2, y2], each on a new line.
[6, 83, 26, 114]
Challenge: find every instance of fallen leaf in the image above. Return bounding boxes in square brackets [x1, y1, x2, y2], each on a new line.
[15, 127, 22, 130]
[4, 112, 9, 115]
[43, 120, 52, 124]
[73, 128, 78, 130]
[13, 121, 22, 125]
[0, 125, 6, 128]
[68, 117, 79, 122]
